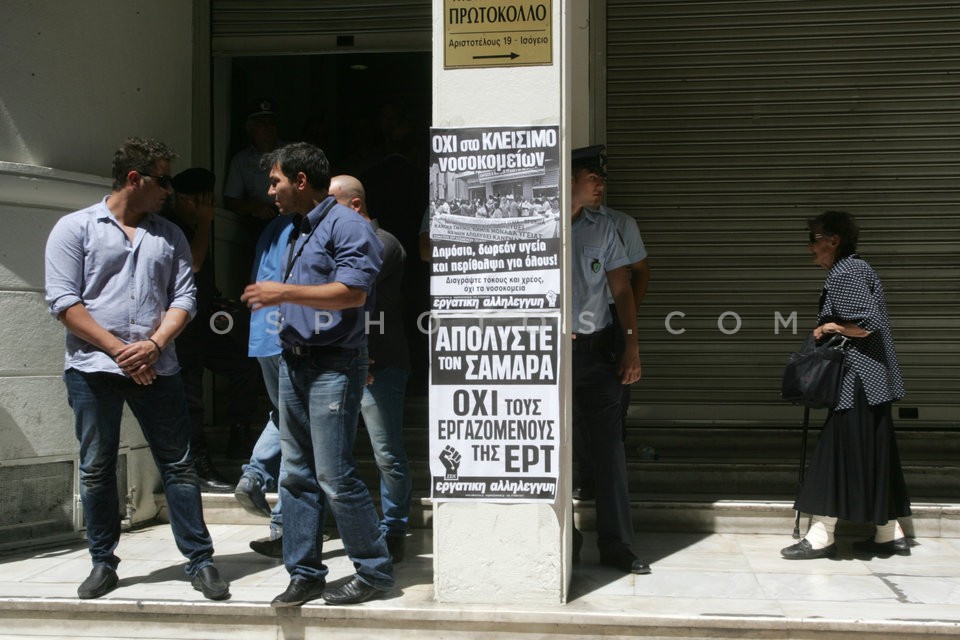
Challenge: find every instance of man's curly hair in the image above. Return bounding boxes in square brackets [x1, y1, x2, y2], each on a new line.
[111, 137, 178, 190]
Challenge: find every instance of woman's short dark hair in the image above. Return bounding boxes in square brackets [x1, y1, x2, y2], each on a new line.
[808, 210, 859, 258]
[112, 137, 178, 190]
[260, 142, 331, 192]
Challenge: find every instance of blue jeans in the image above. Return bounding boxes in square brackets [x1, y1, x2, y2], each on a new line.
[242, 355, 283, 532]
[64, 369, 214, 576]
[361, 366, 411, 538]
[278, 348, 393, 589]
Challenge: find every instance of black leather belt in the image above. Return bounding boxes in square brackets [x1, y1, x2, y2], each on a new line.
[286, 344, 357, 357]
[571, 326, 614, 353]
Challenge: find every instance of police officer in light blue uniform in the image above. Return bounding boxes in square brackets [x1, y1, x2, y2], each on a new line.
[570, 145, 650, 575]
[575, 148, 652, 500]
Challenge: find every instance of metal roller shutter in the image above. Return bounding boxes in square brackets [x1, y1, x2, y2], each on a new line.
[212, 0, 431, 55]
[604, 1, 960, 427]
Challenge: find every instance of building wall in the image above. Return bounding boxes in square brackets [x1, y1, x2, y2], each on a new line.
[0, 0, 198, 547]
[0, 1, 195, 172]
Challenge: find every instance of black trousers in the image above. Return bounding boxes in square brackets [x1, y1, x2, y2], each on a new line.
[176, 321, 261, 456]
[572, 348, 634, 552]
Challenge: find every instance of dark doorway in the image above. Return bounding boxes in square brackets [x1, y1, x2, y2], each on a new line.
[225, 51, 432, 395]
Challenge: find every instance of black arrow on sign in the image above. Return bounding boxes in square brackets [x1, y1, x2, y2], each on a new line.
[473, 52, 519, 60]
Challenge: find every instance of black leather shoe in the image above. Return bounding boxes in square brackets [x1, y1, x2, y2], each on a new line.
[77, 565, 118, 599]
[322, 575, 386, 605]
[234, 474, 271, 517]
[599, 548, 652, 575]
[271, 577, 326, 608]
[853, 537, 911, 557]
[573, 485, 595, 501]
[250, 536, 283, 558]
[781, 538, 837, 560]
[191, 565, 230, 600]
[386, 536, 406, 564]
[195, 456, 233, 493]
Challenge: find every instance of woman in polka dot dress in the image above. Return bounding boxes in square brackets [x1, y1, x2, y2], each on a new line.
[781, 210, 912, 561]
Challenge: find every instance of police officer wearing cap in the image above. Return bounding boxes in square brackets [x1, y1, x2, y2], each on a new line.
[224, 99, 284, 221]
[575, 146, 651, 501]
[570, 145, 650, 575]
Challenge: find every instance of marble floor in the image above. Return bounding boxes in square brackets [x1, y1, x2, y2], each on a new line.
[1, 523, 959, 638]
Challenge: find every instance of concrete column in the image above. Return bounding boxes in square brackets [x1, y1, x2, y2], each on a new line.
[431, 0, 588, 605]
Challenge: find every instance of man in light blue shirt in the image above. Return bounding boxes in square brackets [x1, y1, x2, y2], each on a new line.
[233, 208, 296, 557]
[44, 138, 229, 602]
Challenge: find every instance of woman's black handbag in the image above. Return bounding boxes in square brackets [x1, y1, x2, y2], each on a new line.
[781, 334, 850, 409]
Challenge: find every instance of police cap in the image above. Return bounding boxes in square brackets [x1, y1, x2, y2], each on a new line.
[572, 144, 607, 178]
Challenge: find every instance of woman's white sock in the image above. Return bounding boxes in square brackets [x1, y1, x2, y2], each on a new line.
[806, 515, 838, 549]
[874, 520, 904, 543]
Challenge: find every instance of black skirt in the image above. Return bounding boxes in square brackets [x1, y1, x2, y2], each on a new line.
[794, 379, 912, 525]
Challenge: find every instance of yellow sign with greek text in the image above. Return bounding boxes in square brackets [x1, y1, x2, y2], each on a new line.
[444, 0, 553, 69]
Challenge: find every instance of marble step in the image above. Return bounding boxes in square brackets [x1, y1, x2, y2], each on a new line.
[6, 525, 960, 640]
[208, 454, 959, 502]
[187, 492, 960, 539]
[5, 595, 959, 640]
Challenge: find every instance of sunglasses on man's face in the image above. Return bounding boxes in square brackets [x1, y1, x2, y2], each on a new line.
[808, 232, 828, 244]
[138, 171, 173, 189]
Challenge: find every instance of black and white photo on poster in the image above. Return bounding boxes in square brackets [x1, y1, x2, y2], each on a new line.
[429, 315, 560, 501]
[428, 126, 561, 311]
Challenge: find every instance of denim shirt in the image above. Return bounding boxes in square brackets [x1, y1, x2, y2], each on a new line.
[44, 197, 197, 376]
[248, 213, 295, 358]
[278, 197, 383, 349]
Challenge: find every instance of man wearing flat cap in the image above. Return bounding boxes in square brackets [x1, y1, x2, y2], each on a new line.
[164, 168, 261, 490]
[569, 145, 651, 575]
[224, 99, 284, 221]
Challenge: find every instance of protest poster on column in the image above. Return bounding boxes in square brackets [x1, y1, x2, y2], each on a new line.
[427, 125, 562, 502]
[427, 126, 561, 313]
[429, 316, 560, 501]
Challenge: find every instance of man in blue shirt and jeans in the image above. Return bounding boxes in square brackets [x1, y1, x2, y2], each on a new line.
[44, 137, 229, 601]
[241, 142, 392, 607]
[233, 204, 297, 556]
